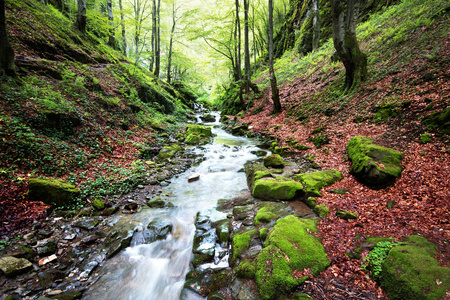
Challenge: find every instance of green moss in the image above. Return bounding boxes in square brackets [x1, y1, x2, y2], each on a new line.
[263, 154, 285, 168]
[235, 259, 256, 279]
[158, 144, 182, 159]
[379, 235, 450, 300]
[292, 144, 311, 151]
[252, 177, 304, 201]
[254, 207, 277, 225]
[313, 203, 329, 218]
[255, 216, 330, 299]
[260, 228, 269, 241]
[335, 210, 357, 220]
[419, 133, 432, 144]
[304, 197, 316, 208]
[186, 124, 212, 136]
[347, 136, 403, 188]
[310, 135, 330, 149]
[295, 169, 342, 197]
[28, 178, 80, 208]
[231, 229, 258, 263]
[92, 198, 105, 210]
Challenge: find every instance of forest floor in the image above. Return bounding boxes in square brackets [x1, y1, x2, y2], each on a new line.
[239, 17, 450, 299]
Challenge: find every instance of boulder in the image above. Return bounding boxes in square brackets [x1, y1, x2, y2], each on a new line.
[102, 229, 134, 258]
[36, 239, 57, 256]
[133, 219, 174, 245]
[254, 202, 294, 227]
[252, 177, 304, 201]
[313, 203, 329, 218]
[28, 178, 80, 208]
[379, 235, 450, 300]
[200, 113, 216, 122]
[255, 216, 330, 299]
[185, 124, 213, 145]
[0, 256, 32, 277]
[295, 169, 342, 197]
[231, 229, 259, 265]
[347, 136, 403, 188]
[263, 154, 285, 168]
[158, 144, 183, 160]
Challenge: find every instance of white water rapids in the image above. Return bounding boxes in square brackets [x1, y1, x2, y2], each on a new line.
[83, 116, 262, 300]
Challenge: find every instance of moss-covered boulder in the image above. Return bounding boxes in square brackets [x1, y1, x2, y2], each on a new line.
[254, 202, 295, 227]
[92, 198, 105, 210]
[379, 235, 450, 300]
[263, 154, 285, 168]
[244, 160, 283, 192]
[255, 216, 330, 299]
[347, 136, 403, 188]
[335, 210, 357, 220]
[158, 144, 182, 159]
[0, 256, 32, 277]
[252, 177, 304, 201]
[294, 170, 342, 197]
[29, 178, 80, 208]
[184, 124, 213, 145]
[313, 203, 329, 218]
[231, 229, 259, 265]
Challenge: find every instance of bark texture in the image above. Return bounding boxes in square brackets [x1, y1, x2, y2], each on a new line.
[119, 0, 127, 56]
[331, 0, 367, 91]
[76, 0, 87, 33]
[269, 0, 281, 113]
[0, 0, 15, 76]
[107, 0, 115, 48]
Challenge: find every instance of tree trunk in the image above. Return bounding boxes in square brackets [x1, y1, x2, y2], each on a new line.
[154, 0, 161, 77]
[118, 0, 127, 56]
[107, 0, 115, 48]
[0, 0, 15, 76]
[76, 0, 87, 33]
[134, 0, 140, 56]
[167, 1, 176, 84]
[235, 0, 243, 106]
[243, 0, 251, 93]
[269, 0, 281, 114]
[331, 0, 367, 91]
[312, 0, 320, 50]
[150, 0, 156, 72]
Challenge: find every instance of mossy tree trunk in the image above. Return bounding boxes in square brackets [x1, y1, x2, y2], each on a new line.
[312, 0, 320, 50]
[331, 0, 367, 91]
[107, 0, 115, 48]
[269, 0, 281, 114]
[0, 0, 15, 77]
[154, 0, 161, 77]
[76, 0, 87, 33]
[119, 0, 127, 56]
[234, 0, 244, 107]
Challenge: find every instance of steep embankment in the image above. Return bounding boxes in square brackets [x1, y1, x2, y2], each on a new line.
[0, 0, 195, 233]
[238, 0, 449, 297]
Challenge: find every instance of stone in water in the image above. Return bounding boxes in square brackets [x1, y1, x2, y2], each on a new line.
[188, 174, 200, 182]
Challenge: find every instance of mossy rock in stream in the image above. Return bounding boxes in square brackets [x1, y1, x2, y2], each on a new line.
[252, 177, 304, 201]
[28, 178, 80, 208]
[347, 136, 403, 188]
[255, 216, 330, 299]
[186, 124, 212, 136]
[231, 229, 259, 265]
[185, 124, 213, 145]
[294, 169, 342, 197]
[379, 235, 450, 300]
[158, 144, 183, 159]
[254, 202, 295, 227]
[263, 154, 285, 168]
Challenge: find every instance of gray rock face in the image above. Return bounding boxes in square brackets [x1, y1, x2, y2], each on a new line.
[102, 229, 134, 258]
[36, 239, 57, 256]
[0, 256, 32, 277]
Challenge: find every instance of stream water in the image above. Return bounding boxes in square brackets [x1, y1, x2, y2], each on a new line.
[83, 113, 263, 300]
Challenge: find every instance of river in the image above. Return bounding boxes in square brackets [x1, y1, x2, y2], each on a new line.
[82, 113, 263, 300]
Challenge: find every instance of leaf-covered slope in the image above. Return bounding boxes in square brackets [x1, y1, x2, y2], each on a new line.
[0, 0, 195, 232]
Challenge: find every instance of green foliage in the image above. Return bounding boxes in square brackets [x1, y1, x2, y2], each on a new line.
[361, 241, 398, 279]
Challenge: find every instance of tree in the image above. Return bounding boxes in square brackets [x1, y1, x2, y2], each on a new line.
[268, 0, 281, 113]
[118, 0, 127, 56]
[154, 0, 161, 77]
[167, 0, 179, 84]
[0, 0, 15, 76]
[76, 0, 87, 33]
[312, 0, 320, 50]
[243, 0, 250, 93]
[331, 0, 367, 91]
[107, 0, 115, 48]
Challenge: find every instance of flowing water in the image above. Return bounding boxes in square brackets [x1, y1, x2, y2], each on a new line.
[83, 114, 262, 300]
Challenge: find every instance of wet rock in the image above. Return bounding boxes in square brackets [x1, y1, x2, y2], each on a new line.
[147, 198, 166, 208]
[254, 202, 294, 227]
[158, 144, 183, 159]
[36, 239, 57, 256]
[212, 219, 231, 244]
[123, 202, 139, 212]
[160, 181, 169, 187]
[103, 230, 134, 258]
[74, 217, 100, 230]
[37, 270, 65, 288]
[230, 277, 259, 300]
[81, 235, 99, 245]
[193, 228, 217, 257]
[102, 205, 119, 216]
[233, 205, 254, 221]
[184, 268, 230, 297]
[28, 178, 80, 208]
[250, 150, 268, 157]
[200, 113, 216, 122]
[188, 174, 200, 182]
[0, 256, 32, 277]
[37, 230, 53, 238]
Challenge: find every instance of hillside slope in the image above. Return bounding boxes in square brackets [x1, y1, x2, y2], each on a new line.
[238, 0, 450, 297]
[0, 0, 195, 233]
